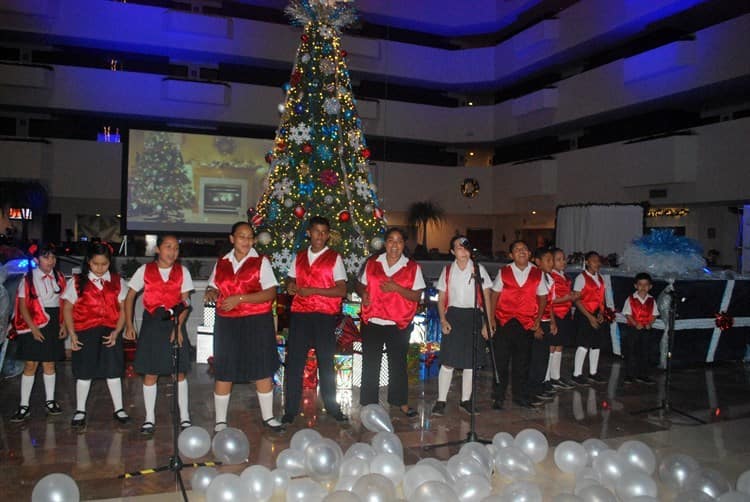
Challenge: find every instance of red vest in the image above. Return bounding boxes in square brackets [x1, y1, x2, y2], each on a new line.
[443, 263, 484, 309]
[72, 274, 122, 331]
[142, 262, 184, 314]
[551, 271, 573, 319]
[13, 271, 66, 334]
[541, 273, 554, 321]
[291, 248, 343, 315]
[628, 295, 655, 326]
[214, 255, 273, 317]
[495, 265, 543, 330]
[360, 257, 419, 329]
[578, 272, 605, 314]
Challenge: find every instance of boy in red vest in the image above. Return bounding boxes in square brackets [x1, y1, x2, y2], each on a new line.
[490, 240, 548, 409]
[621, 272, 659, 385]
[572, 251, 607, 385]
[282, 216, 347, 425]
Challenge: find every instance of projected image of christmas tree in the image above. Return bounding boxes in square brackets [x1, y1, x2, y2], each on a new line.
[253, 0, 386, 279]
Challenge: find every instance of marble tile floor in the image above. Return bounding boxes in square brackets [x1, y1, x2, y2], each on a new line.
[2, 355, 750, 500]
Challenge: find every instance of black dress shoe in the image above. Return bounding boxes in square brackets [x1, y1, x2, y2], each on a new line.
[588, 373, 607, 384]
[513, 399, 533, 409]
[263, 417, 284, 432]
[572, 375, 589, 386]
[45, 400, 63, 416]
[113, 409, 131, 424]
[491, 399, 504, 410]
[10, 405, 31, 423]
[281, 413, 295, 425]
[140, 421, 155, 435]
[460, 400, 479, 415]
[180, 420, 192, 430]
[636, 376, 656, 385]
[330, 410, 348, 422]
[432, 401, 447, 416]
[71, 411, 87, 429]
[623, 376, 635, 385]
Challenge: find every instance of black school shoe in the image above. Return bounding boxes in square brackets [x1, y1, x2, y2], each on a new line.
[71, 411, 87, 429]
[460, 400, 479, 415]
[636, 376, 656, 385]
[113, 409, 131, 425]
[588, 373, 607, 384]
[281, 413, 295, 426]
[10, 405, 31, 423]
[572, 375, 589, 386]
[45, 400, 63, 416]
[432, 401, 447, 416]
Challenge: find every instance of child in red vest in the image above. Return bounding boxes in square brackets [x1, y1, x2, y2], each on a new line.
[282, 216, 347, 425]
[621, 272, 659, 385]
[433, 235, 492, 416]
[490, 240, 548, 409]
[547, 248, 576, 390]
[124, 235, 194, 435]
[204, 222, 282, 432]
[10, 243, 67, 422]
[572, 251, 608, 385]
[62, 242, 130, 429]
[528, 248, 558, 407]
[356, 228, 425, 417]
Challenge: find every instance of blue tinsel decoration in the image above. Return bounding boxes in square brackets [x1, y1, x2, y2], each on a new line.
[632, 229, 703, 255]
[298, 181, 314, 197]
[316, 144, 333, 161]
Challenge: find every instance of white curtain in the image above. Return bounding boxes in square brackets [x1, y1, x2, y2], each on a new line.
[556, 205, 643, 255]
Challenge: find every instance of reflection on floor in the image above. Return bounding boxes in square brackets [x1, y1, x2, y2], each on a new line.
[2, 355, 750, 500]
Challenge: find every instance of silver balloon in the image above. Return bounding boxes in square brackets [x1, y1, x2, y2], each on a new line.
[718, 491, 750, 502]
[658, 453, 700, 491]
[460, 442, 494, 476]
[178, 426, 212, 459]
[454, 474, 492, 502]
[494, 446, 536, 480]
[360, 404, 394, 433]
[493, 432, 515, 449]
[411, 480, 458, 502]
[687, 468, 732, 499]
[481, 496, 504, 502]
[240, 465, 274, 502]
[324, 491, 363, 502]
[340, 456, 370, 478]
[514, 429, 549, 464]
[191, 466, 218, 495]
[554, 441, 588, 474]
[448, 453, 490, 480]
[574, 478, 601, 496]
[345, 442, 377, 463]
[305, 438, 344, 481]
[416, 457, 452, 482]
[206, 473, 244, 502]
[31, 473, 80, 502]
[487, 443, 497, 457]
[369, 452, 405, 485]
[403, 463, 446, 498]
[286, 478, 327, 502]
[335, 476, 359, 492]
[552, 495, 583, 502]
[676, 490, 715, 502]
[211, 427, 250, 465]
[271, 468, 291, 494]
[501, 480, 543, 502]
[577, 484, 616, 502]
[625, 497, 658, 502]
[614, 470, 658, 500]
[582, 439, 610, 466]
[593, 450, 631, 489]
[738, 470, 750, 495]
[576, 467, 600, 484]
[617, 441, 656, 475]
[371, 431, 403, 459]
[291, 428, 322, 452]
[277, 448, 307, 477]
[352, 473, 396, 502]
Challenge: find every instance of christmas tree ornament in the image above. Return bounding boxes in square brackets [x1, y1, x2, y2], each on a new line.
[257, 231, 272, 246]
[370, 236, 384, 250]
[283, 198, 294, 208]
[302, 143, 314, 154]
[320, 169, 339, 187]
[324, 195, 334, 204]
[329, 229, 342, 246]
[301, 53, 311, 63]
[362, 147, 371, 159]
[338, 210, 351, 222]
[301, 34, 309, 42]
[299, 163, 310, 176]
[373, 207, 384, 219]
[364, 204, 373, 213]
[340, 49, 347, 57]
[293, 205, 306, 219]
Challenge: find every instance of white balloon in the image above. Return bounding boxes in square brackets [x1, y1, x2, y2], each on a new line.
[687, 468, 732, 499]
[658, 453, 700, 491]
[676, 489, 715, 502]
[345, 442, 377, 462]
[360, 404, 394, 433]
[494, 446, 536, 480]
[340, 457, 370, 478]
[305, 438, 344, 481]
[574, 478, 601, 496]
[323, 491, 363, 502]
[514, 429, 549, 464]
[240, 465, 274, 502]
[581, 439, 610, 466]
[178, 426, 212, 459]
[718, 491, 750, 502]
[32, 473, 80, 502]
[624, 497, 658, 502]
[737, 470, 750, 495]
[351, 473, 396, 502]
[206, 473, 244, 502]
[501, 480, 543, 502]
[211, 427, 250, 465]
[448, 453, 490, 481]
[335, 476, 359, 492]
[271, 468, 291, 494]
[291, 428, 322, 452]
[286, 479, 327, 502]
[577, 484, 616, 502]
[554, 441, 588, 474]
[493, 432, 515, 450]
[593, 450, 631, 489]
[614, 470, 658, 500]
[454, 474, 492, 502]
[277, 448, 307, 477]
[411, 480, 457, 502]
[191, 466, 218, 495]
[552, 495, 583, 502]
[369, 452, 405, 485]
[416, 457, 452, 482]
[403, 464, 446, 498]
[460, 442, 494, 476]
[617, 441, 656, 475]
[371, 431, 403, 459]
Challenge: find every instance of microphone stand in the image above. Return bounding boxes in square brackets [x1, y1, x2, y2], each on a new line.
[423, 255, 499, 450]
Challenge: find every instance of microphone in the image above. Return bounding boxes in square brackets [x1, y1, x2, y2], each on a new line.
[164, 301, 190, 320]
[459, 237, 480, 256]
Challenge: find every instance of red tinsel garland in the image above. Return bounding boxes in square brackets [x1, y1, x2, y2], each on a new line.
[715, 311, 734, 331]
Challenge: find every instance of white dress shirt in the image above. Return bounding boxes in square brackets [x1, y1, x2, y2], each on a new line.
[436, 260, 492, 308]
[61, 271, 128, 304]
[359, 254, 426, 326]
[491, 263, 549, 296]
[127, 264, 194, 293]
[18, 268, 62, 308]
[207, 248, 279, 290]
[287, 246, 347, 282]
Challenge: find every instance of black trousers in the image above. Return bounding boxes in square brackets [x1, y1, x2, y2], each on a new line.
[492, 319, 533, 403]
[528, 322, 552, 397]
[622, 325, 653, 378]
[359, 322, 410, 407]
[284, 313, 341, 416]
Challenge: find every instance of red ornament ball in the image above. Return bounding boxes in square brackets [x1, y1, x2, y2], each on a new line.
[373, 207, 384, 219]
[294, 205, 306, 219]
[362, 147, 371, 159]
[340, 50, 348, 57]
[301, 34, 309, 42]
[302, 143, 314, 154]
[276, 139, 286, 151]
[338, 210, 351, 222]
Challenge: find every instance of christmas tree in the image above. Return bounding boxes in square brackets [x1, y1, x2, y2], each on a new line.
[128, 131, 194, 221]
[253, 0, 386, 280]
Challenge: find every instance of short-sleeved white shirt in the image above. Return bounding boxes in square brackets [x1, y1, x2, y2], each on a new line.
[127, 263, 194, 294]
[207, 248, 278, 291]
[491, 263, 549, 296]
[436, 260, 492, 308]
[18, 268, 62, 308]
[61, 271, 128, 304]
[621, 293, 659, 317]
[287, 247, 347, 282]
[358, 254, 426, 290]
[573, 270, 601, 292]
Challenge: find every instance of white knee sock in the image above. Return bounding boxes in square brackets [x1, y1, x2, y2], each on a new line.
[551, 352, 562, 381]
[437, 366, 453, 402]
[544, 355, 552, 382]
[214, 393, 230, 424]
[589, 349, 600, 375]
[43, 373, 56, 402]
[461, 369, 473, 402]
[143, 383, 157, 424]
[178, 380, 190, 422]
[76, 379, 92, 412]
[106, 378, 124, 412]
[257, 390, 281, 427]
[20, 374, 34, 407]
[573, 347, 588, 376]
